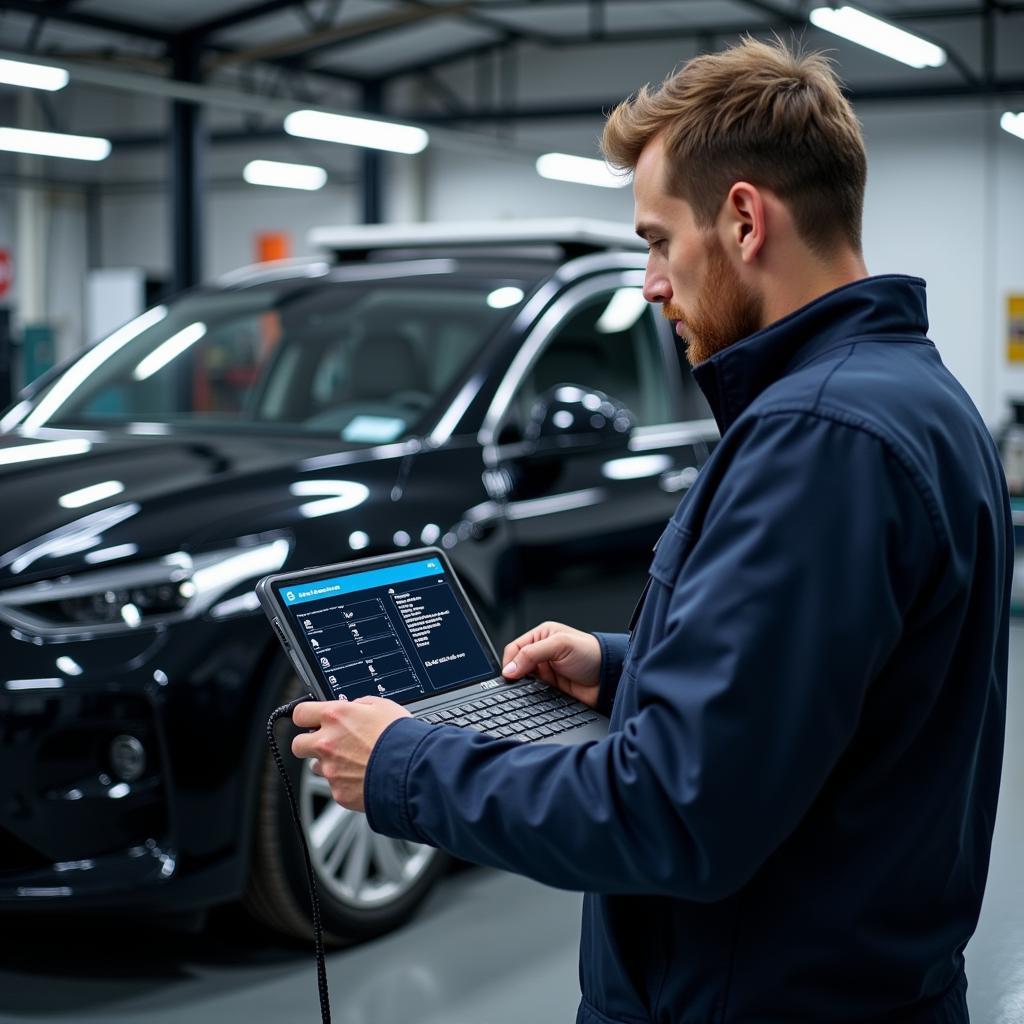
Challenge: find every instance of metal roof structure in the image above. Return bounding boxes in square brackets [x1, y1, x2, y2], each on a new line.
[1, 0, 1022, 120]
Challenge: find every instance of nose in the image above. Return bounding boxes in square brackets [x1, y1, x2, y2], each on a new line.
[643, 260, 671, 305]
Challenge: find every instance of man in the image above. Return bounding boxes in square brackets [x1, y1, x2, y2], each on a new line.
[293, 38, 1012, 1022]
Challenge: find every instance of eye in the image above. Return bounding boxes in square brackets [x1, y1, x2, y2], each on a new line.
[647, 239, 667, 255]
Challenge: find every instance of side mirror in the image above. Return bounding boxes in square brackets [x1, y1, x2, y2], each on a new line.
[527, 384, 635, 451]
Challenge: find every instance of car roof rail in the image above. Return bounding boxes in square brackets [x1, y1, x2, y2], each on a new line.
[308, 218, 645, 262]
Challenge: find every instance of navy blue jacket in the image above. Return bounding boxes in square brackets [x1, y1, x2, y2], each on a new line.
[365, 275, 1012, 1023]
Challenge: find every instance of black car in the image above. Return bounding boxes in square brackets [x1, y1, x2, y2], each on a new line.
[0, 221, 716, 943]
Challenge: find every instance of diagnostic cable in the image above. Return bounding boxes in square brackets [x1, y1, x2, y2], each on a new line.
[266, 695, 332, 1024]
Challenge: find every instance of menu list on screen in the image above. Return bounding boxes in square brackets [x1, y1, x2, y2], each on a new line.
[279, 558, 495, 703]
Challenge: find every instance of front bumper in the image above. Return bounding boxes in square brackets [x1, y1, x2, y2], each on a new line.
[0, 614, 277, 911]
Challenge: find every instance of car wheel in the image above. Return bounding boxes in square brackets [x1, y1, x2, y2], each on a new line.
[243, 674, 449, 944]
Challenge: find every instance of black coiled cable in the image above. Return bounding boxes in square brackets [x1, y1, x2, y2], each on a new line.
[267, 695, 332, 1024]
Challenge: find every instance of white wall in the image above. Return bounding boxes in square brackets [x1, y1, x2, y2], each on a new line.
[859, 102, 999, 419]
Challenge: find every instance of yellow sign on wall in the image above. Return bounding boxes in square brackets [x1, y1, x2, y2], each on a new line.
[1010, 295, 1024, 363]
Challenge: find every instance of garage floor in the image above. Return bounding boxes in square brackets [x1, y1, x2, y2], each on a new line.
[1, 625, 1021, 1024]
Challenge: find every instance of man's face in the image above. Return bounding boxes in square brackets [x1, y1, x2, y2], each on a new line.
[633, 136, 763, 366]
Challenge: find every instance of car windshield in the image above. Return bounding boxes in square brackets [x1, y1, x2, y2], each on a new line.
[20, 273, 529, 443]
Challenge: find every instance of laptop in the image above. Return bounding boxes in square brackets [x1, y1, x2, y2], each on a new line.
[257, 547, 609, 745]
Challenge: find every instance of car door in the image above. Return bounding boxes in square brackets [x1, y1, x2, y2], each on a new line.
[486, 271, 718, 634]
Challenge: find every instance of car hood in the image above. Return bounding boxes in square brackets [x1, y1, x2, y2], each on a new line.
[0, 429, 411, 587]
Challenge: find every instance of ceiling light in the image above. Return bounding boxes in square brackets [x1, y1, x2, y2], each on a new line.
[284, 109, 428, 154]
[0, 126, 110, 161]
[0, 57, 68, 91]
[1001, 112, 1024, 142]
[536, 153, 629, 189]
[243, 159, 327, 191]
[809, 6, 946, 69]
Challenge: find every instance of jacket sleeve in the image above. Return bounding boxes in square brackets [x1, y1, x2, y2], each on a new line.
[592, 631, 629, 715]
[364, 411, 940, 899]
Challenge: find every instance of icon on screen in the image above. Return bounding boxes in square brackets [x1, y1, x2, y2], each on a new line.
[311, 639, 319, 649]
[286, 591, 295, 601]
[320, 657, 330, 668]
[328, 675, 337, 685]
[428, 563, 436, 569]
[303, 619, 312, 630]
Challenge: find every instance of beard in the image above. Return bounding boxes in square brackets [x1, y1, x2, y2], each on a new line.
[662, 237, 763, 366]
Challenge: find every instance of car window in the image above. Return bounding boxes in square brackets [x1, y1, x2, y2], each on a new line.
[23, 278, 528, 441]
[511, 287, 672, 429]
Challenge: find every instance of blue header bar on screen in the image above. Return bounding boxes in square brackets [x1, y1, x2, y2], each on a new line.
[280, 558, 443, 607]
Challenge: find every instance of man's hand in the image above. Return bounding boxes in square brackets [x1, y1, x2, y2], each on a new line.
[501, 621, 603, 709]
[291, 697, 411, 812]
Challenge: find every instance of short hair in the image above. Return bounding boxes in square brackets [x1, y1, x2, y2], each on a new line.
[602, 37, 867, 255]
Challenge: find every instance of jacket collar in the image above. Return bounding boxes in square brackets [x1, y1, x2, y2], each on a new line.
[691, 274, 930, 434]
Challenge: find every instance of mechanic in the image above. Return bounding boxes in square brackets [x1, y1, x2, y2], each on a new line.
[292, 37, 1012, 1023]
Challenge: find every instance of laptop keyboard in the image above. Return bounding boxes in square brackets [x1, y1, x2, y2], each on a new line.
[415, 679, 600, 741]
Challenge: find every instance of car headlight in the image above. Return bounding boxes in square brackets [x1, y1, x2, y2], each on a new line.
[0, 536, 290, 639]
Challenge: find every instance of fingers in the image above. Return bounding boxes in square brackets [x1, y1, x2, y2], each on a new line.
[292, 700, 325, 728]
[502, 622, 560, 677]
[502, 634, 565, 679]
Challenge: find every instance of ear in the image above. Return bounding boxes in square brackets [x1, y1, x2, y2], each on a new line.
[720, 182, 766, 264]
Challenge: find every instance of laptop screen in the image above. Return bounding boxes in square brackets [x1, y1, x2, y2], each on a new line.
[274, 553, 499, 704]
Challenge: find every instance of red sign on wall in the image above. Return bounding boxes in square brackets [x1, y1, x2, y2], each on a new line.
[0, 249, 11, 300]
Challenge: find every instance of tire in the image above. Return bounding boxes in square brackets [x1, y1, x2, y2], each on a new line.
[243, 674, 450, 944]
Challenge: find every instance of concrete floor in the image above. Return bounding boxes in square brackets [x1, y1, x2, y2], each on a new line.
[0, 625, 1021, 1024]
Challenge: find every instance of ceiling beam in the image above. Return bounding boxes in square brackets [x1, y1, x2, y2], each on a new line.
[401, 77, 1024, 123]
[207, 1, 481, 68]
[0, 0, 172, 42]
[184, 0, 307, 39]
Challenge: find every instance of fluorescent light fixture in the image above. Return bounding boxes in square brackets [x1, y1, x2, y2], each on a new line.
[596, 288, 648, 334]
[284, 109, 428, 154]
[809, 6, 946, 68]
[243, 158, 327, 191]
[23, 305, 168, 429]
[0, 126, 110, 161]
[0, 57, 68, 91]
[536, 153, 629, 189]
[59, 480, 125, 510]
[133, 322, 206, 381]
[1001, 112, 1024, 141]
[487, 286, 525, 309]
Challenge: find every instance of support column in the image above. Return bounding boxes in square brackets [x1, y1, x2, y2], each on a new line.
[361, 80, 384, 225]
[170, 40, 204, 292]
[15, 92, 48, 327]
